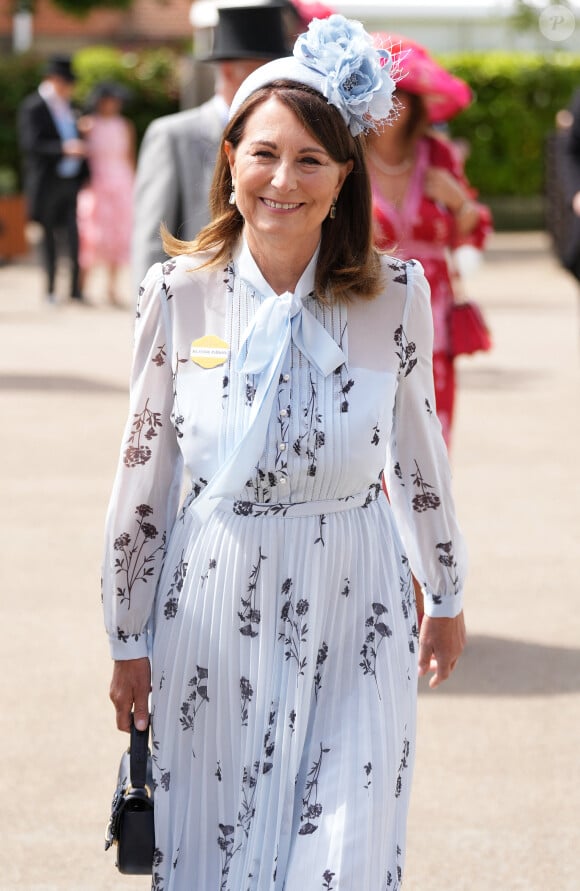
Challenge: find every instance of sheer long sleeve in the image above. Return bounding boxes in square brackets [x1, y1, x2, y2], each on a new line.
[386, 261, 467, 618]
[102, 265, 183, 659]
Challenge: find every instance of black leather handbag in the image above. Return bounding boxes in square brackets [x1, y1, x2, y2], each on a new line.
[105, 718, 155, 874]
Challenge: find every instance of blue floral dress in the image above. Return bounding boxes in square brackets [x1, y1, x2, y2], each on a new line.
[102, 236, 466, 891]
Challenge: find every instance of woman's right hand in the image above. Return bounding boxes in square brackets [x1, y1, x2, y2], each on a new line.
[109, 657, 151, 732]
[417, 611, 466, 689]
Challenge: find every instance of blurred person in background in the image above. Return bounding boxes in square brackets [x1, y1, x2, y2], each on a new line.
[559, 86, 580, 233]
[77, 81, 136, 307]
[368, 35, 492, 449]
[132, 3, 289, 287]
[282, 0, 334, 40]
[17, 55, 88, 305]
[546, 87, 580, 288]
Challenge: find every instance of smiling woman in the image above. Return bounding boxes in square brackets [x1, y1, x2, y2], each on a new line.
[223, 96, 353, 293]
[102, 14, 467, 891]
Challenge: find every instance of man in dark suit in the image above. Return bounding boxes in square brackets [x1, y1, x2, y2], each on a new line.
[132, 3, 290, 288]
[18, 55, 88, 304]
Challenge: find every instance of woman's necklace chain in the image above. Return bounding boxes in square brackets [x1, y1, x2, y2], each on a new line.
[368, 149, 414, 176]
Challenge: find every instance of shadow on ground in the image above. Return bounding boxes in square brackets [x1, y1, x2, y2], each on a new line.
[458, 366, 550, 390]
[419, 633, 580, 697]
[0, 373, 126, 394]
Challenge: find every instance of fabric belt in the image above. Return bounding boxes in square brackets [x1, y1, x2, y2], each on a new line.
[210, 486, 381, 520]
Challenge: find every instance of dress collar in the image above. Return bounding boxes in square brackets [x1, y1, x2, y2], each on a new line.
[234, 233, 320, 303]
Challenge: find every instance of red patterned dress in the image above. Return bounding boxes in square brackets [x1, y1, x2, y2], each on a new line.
[372, 133, 492, 447]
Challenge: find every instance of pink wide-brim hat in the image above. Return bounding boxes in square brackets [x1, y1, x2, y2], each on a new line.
[373, 32, 472, 123]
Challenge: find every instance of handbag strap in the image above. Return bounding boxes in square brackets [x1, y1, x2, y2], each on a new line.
[129, 716, 150, 790]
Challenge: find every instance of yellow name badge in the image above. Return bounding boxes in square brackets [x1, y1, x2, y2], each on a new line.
[190, 334, 230, 369]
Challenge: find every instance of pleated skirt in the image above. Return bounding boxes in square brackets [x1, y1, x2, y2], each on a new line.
[150, 495, 418, 891]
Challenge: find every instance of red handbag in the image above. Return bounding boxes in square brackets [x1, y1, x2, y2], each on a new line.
[448, 300, 492, 358]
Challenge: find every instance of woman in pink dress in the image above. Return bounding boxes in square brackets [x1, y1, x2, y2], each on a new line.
[77, 82, 135, 306]
[368, 36, 492, 448]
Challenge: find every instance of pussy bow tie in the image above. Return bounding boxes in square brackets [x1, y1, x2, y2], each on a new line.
[190, 285, 346, 524]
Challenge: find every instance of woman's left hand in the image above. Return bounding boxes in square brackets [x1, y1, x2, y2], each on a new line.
[424, 167, 467, 212]
[418, 611, 466, 688]
[424, 168, 480, 234]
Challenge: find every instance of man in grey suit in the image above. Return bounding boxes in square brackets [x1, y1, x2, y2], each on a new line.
[132, 3, 289, 287]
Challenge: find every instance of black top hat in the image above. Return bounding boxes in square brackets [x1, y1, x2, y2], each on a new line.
[45, 54, 76, 83]
[199, 3, 290, 62]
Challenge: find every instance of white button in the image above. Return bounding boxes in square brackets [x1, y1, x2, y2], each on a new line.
[279, 475, 287, 484]
[280, 409, 288, 418]
[279, 443, 287, 452]
[282, 373, 290, 382]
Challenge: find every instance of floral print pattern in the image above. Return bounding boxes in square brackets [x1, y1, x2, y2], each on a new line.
[298, 743, 330, 835]
[411, 461, 441, 512]
[279, 579, 309, 679]
[179, 666, 209, 756]
[360, 602, 393, 698]
[123, 399, 162, 467]
[239, 547, 266, 638]
[113, 504, 166, 609]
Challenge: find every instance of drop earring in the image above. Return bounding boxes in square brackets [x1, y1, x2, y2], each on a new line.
[229, 185, 237, 206]
[329, 200, 337, 220]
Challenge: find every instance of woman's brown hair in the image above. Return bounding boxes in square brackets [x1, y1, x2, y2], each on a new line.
[397, 89, 429, 143]
[163, 80, 384, 303]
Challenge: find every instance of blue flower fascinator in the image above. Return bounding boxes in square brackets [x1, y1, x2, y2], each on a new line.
[229, 14, 397, 137]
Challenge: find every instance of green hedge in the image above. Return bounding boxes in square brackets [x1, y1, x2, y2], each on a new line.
[0, 45, 181, 194]
[440, 50, 580, 197]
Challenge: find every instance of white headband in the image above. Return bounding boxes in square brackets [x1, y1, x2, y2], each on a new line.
[229, 14, 397, 137]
